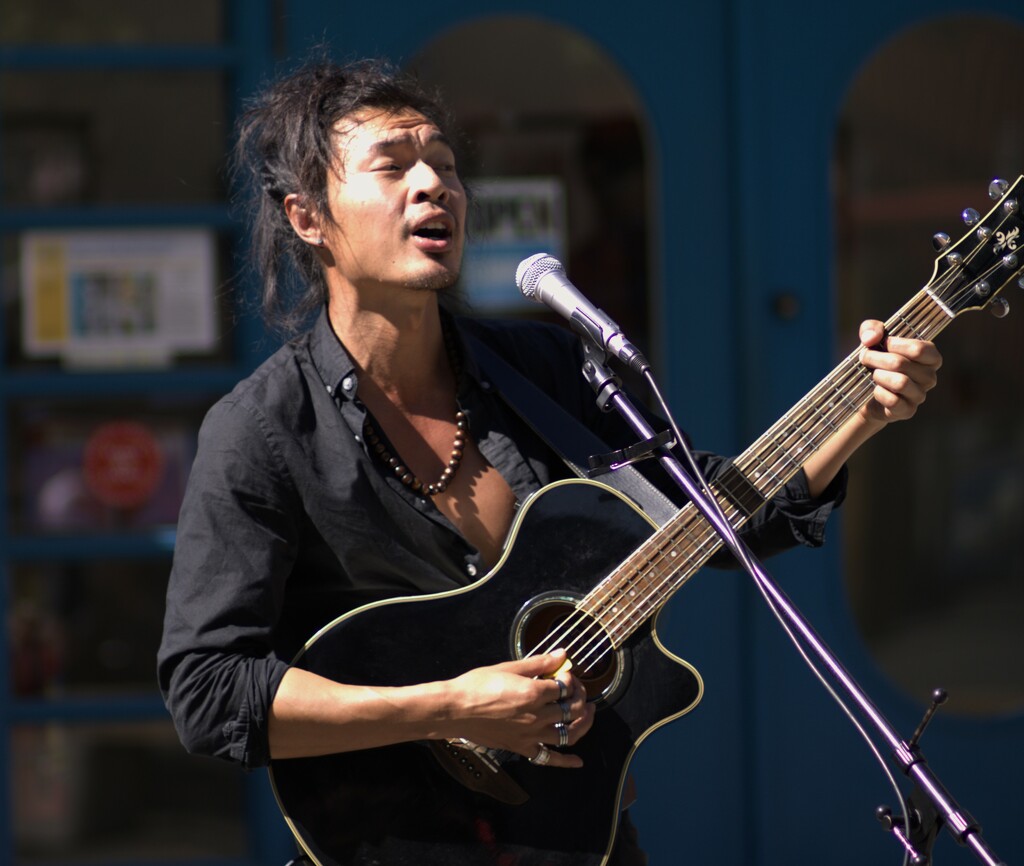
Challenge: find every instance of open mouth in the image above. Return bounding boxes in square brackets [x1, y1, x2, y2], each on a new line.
[412, 220, 453, 241]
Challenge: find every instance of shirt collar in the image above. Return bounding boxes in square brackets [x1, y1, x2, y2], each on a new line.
[308, 305, 358, 400]
[305, 303, 488, 403]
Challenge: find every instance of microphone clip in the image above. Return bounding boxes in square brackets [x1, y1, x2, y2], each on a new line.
[587, 430, 676, 477]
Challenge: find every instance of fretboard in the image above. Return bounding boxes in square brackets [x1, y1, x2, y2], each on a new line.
[581, 286, 955, 647]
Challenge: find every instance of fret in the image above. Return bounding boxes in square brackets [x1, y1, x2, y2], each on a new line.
[713, 465, 764, 518]
[787, 417, 817, 456]
[766, 431, 801, 474]
[894, 310, 925, 340]
[807, 397, 841, 435]
[830, 373, 861, 417]
[672, 509, 710, 558]
[747, 448, 782, 491]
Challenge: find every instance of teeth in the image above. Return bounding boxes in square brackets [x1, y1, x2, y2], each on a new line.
[421, 221, 445, 230]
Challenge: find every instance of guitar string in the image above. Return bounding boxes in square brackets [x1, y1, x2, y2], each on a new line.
[538, 286, 954, 668]
[576, 215, 1024, 660]
[561, 266, 999, 679]
[569, 208, 1023, 670]
[465, 198, 1019, 767]
[525, 217, 1020, 682]
[581, 237, 1019, 683]
[533, 267, 978, 677]
[556, 189, 1024, 666]
[572, 252, 1007, 657]
[563, 246, 1020, 670]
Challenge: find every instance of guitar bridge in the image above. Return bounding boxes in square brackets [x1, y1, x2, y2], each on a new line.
[428, 739, 529, 805]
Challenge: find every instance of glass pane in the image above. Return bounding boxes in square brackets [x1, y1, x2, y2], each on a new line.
[0, 70, 227, 206]
[835, 14, 1024, 716]
[7, 398, 210, 535]
[0, 0, 224, 45]
[13, 721, 245, 862]
[10, 559, 170, 696]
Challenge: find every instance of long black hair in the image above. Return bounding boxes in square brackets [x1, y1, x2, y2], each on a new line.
[233, 56, 459, 335]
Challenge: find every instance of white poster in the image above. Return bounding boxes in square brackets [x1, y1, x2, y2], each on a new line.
[461, 177, 566, 311]
[21, 229, 218, 367]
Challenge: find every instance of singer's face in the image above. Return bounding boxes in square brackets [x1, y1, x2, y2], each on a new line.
[320, 108, 466, 298]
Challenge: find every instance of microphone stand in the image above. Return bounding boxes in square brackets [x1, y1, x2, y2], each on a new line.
[578, 341, 1006, 866]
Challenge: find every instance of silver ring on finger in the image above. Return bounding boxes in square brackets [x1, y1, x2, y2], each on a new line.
[556, 679, 568, 701]
[555, 722, 569, 748]
[529, 744, 551, 766]
[558, 699, 572, 725]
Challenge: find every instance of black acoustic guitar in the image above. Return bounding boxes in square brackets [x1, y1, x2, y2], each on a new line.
[270, 177, 1023, 866]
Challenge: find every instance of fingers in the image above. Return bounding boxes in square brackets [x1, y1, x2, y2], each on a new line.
[524, 661, 595, 770]
[455, 649, 595, 768]
[494, 648, 569, 682]
[857, 319, 942, 422]
[858, 319, 886, 349]
[858, 320, 942, 372]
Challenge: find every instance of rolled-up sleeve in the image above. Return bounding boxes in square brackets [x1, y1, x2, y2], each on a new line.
[696, 452, 848, 568]
[158, 396, 299, 769]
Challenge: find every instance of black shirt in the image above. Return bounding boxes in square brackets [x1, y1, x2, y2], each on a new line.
[158, 309, 845, 768]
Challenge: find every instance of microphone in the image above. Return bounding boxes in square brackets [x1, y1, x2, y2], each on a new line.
[515, 253, 651, 374]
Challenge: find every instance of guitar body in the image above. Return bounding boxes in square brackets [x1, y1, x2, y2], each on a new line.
[270, 479, 704, 866]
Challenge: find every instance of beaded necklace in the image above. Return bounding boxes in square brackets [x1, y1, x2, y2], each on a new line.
[362, 330, 467, 497]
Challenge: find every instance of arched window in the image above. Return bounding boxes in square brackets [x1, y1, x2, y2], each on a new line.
[410, 16, 655, 356]
[835, 13, 1024, 716]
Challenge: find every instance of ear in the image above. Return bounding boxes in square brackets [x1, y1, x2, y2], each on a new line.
[284, 194, 325, 247]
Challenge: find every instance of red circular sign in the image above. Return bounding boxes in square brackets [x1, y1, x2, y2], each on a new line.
[82, 421, 165, 510]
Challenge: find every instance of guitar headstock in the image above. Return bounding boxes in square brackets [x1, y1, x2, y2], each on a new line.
[928, 175, 1023, 319]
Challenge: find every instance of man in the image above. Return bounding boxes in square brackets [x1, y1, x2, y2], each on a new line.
[158, 58, 941, 864]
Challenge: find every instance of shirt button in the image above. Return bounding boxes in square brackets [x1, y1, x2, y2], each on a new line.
[341, 375, 355, 392]
[466, 563, 478, 578]
[481, 380, 492, 391]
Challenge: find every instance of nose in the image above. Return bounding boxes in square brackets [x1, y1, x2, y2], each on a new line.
[410, 160, 449, 203]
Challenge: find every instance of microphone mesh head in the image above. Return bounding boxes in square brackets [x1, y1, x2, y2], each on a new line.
[515, 253, 564, 300]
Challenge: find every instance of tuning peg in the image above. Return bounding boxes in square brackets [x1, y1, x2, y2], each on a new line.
[1003, 198, 1019, 215]
[947, 251, 964, 267]
[932, 232, 951, 251]
[973, 280, 991, 298]
[1004, 253, 1019, 270]
[978, 225, 993, 241]
[989, 178, 1010, 200]
[989, 297, 1010, 318]
[962, 207, 981, 226]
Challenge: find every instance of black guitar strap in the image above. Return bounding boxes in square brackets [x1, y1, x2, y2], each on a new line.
[466, 334, 679, 527]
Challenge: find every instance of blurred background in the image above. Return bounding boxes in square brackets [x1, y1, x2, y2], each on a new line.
[1, 1, 1022, 864]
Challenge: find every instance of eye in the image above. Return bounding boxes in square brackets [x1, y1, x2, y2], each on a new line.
[428, 157, 457, 175]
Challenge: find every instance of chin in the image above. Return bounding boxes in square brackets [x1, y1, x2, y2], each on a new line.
[405, 263, 461, 292]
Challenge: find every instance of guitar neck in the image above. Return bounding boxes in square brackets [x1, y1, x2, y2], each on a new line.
[582, 287, 954, 646]
[581, 172, 1024, 648]
[734, 287, 954, 506]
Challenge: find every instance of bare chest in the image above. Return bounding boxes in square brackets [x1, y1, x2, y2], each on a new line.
[369, 408, 518, 569]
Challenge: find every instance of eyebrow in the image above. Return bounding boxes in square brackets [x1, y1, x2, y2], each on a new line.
[367, 130, 453, 156]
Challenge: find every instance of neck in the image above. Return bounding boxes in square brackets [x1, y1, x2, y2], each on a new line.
[327, 285, 451, 409]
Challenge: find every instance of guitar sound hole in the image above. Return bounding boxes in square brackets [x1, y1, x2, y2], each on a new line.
[511, 594, 622, 702]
